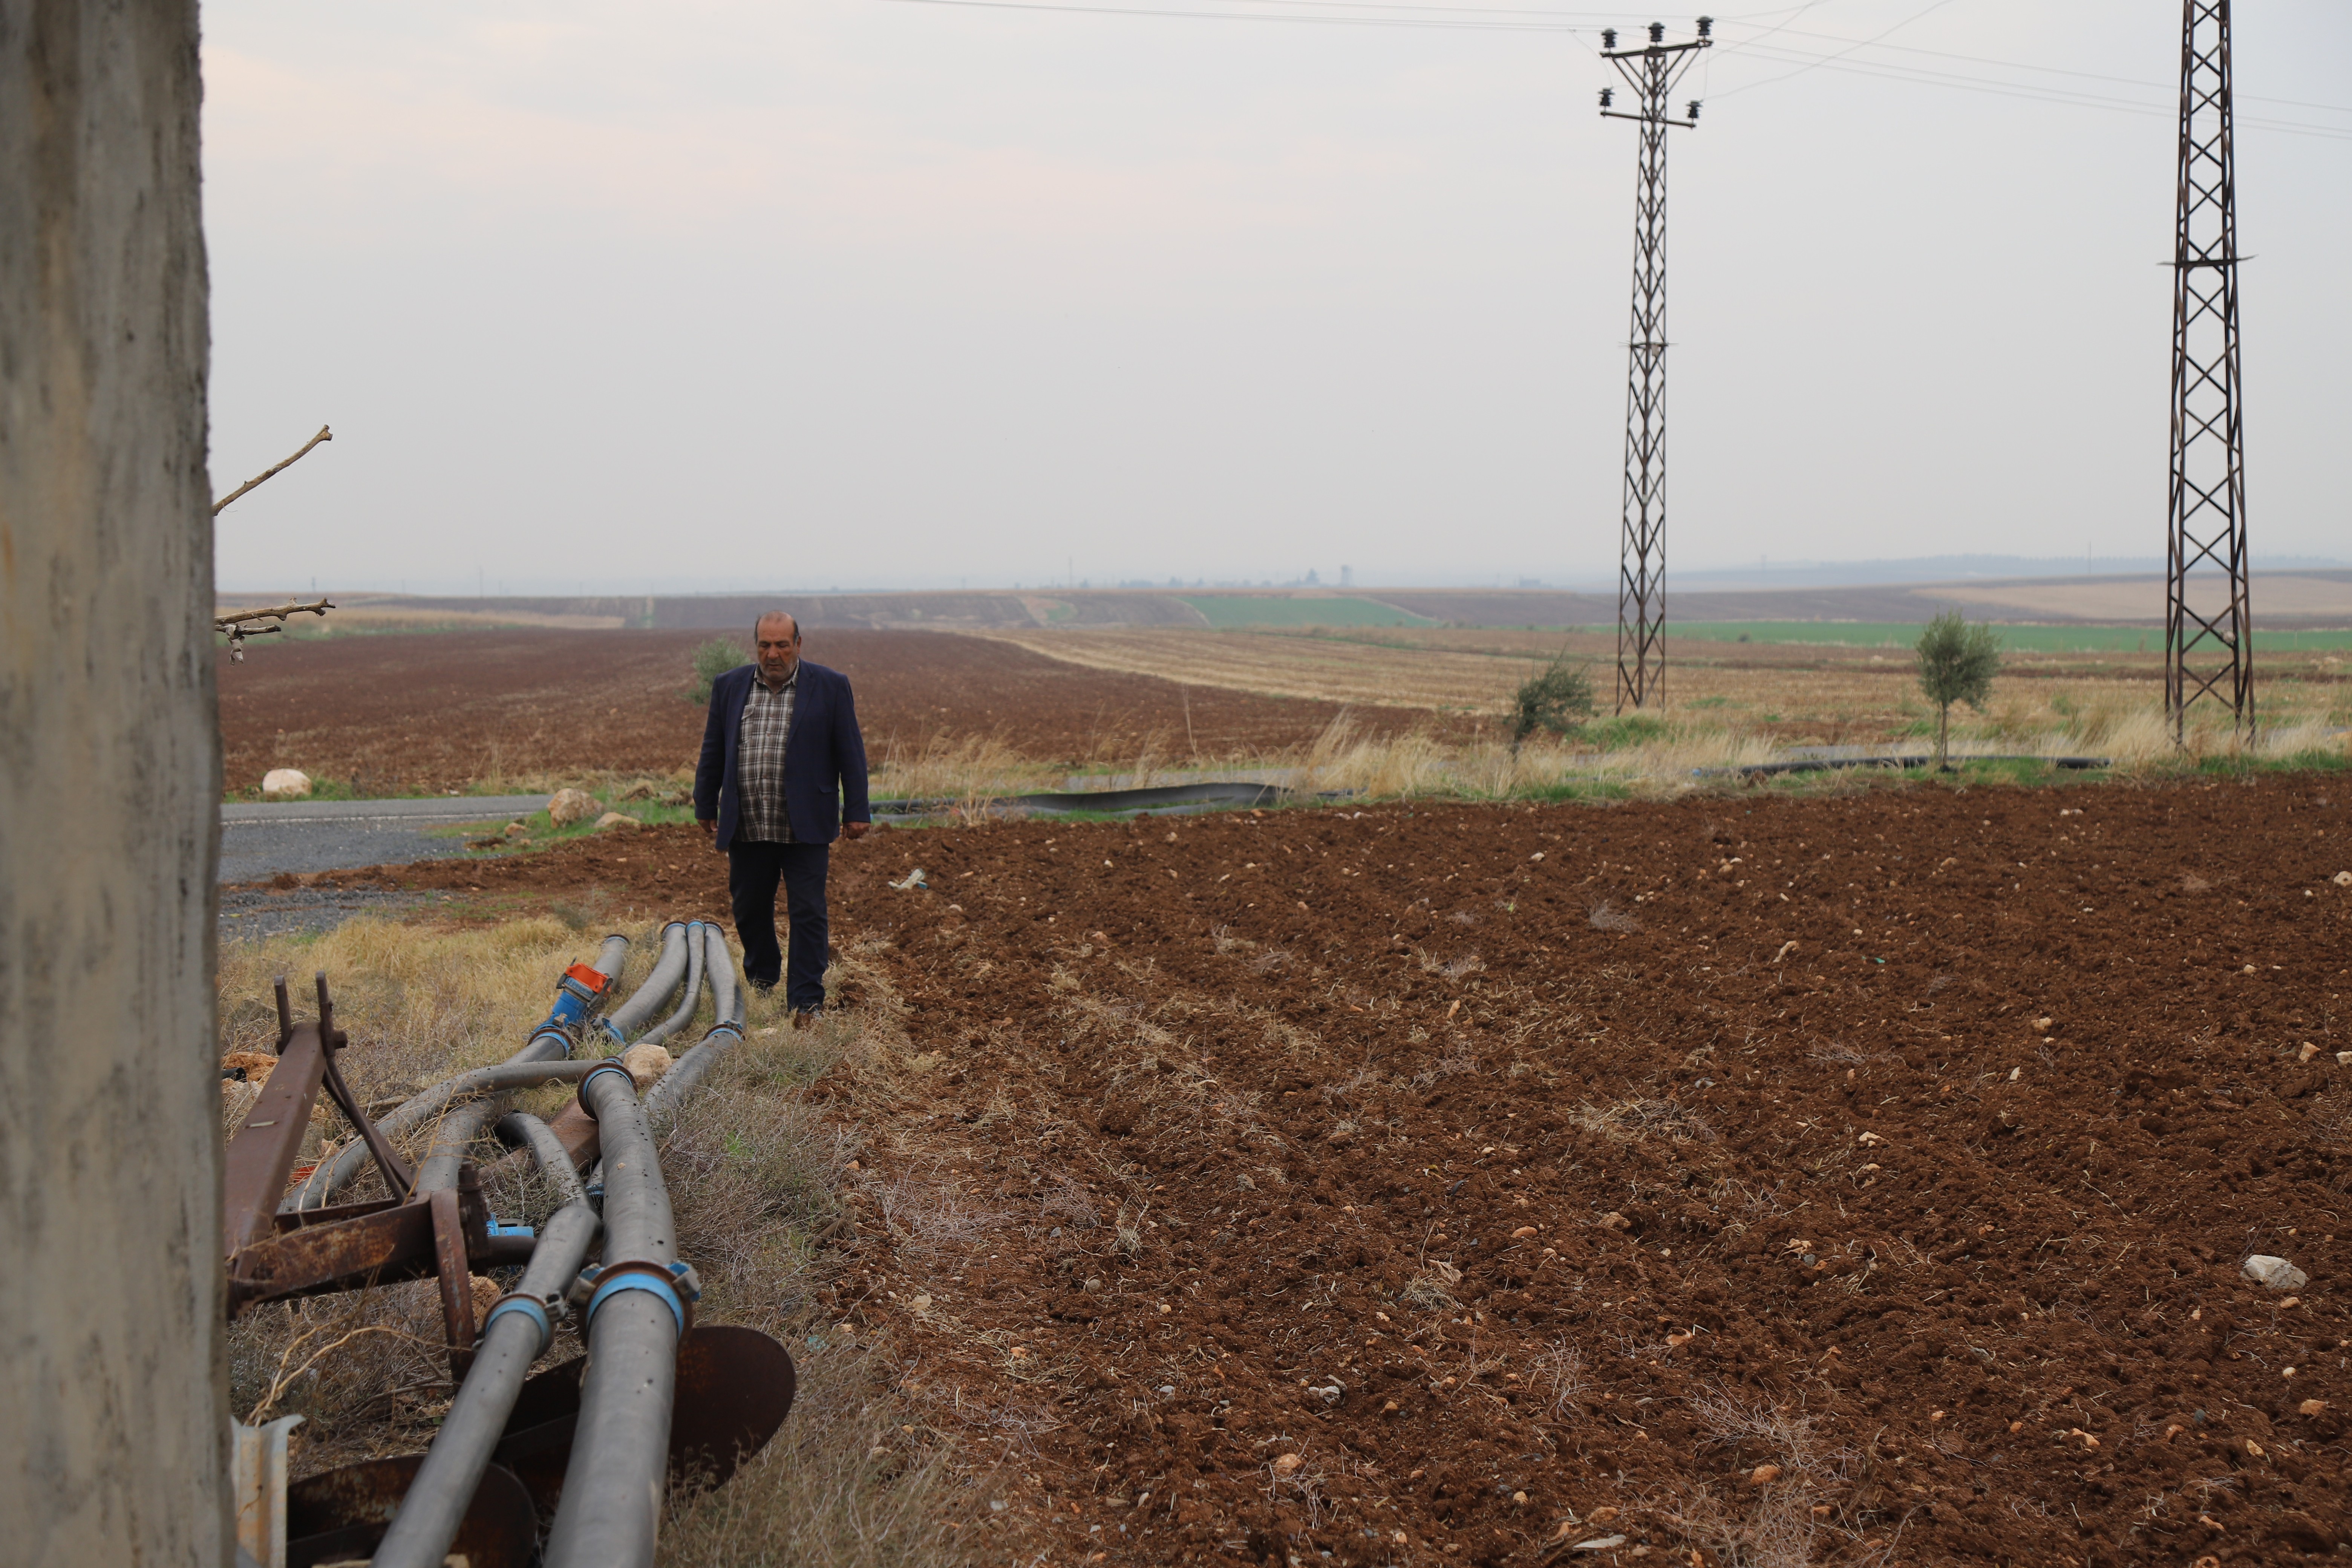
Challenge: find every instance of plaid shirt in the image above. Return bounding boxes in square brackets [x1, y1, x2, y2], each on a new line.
[736, 666, 798, 842]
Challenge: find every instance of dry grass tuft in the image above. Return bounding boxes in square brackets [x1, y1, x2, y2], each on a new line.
[1570, 1097, 1716, 1145]
[866, 732, 1057, 807]
[1399, 1263, 1462, 1313]
[656, 1345, 974, 1567]
[1527, 1339, 1589, 1423]
[217, 913, 606, 1099]
[1658, 1388, 1877, 1568]
[1293, 712, 1791, 801]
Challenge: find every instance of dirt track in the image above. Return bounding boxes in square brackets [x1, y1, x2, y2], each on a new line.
[316, 772, 2352, 1564]
[216, 629, 1442, 796]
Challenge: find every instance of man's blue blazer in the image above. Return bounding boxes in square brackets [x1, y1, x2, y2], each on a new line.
[694, 662, 871, 850]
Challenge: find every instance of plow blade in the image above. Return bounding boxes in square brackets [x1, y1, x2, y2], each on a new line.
[285, 1455, 534, 1568]
[493, 1324, 798, 1510]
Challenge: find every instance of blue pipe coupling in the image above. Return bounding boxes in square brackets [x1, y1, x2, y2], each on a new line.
[575, 1060, 637, 1112]
[573, 1259, 703, 1337]
[532, 962, 618, 1056]
[482, 1289, 563, 1358]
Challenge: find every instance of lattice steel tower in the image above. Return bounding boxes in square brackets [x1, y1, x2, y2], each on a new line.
[2167, 0, 2253, 737]
[1599, 19, 1709, 713]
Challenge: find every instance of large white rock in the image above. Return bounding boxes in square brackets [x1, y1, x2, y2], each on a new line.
[261, 768, 311, 799]
[2244, 1255, 2309, 1291]
[547, 788, 598, 827]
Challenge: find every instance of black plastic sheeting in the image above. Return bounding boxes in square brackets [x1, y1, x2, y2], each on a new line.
[871, 781, 1314, 820]
[1695, 754, 2110, 778]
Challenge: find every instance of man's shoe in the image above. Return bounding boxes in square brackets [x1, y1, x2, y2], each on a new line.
[749, 978, 777, 995]
[790, 1007, 823, 1030]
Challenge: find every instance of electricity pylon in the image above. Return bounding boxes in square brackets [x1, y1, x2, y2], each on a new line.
[1600, 19, 1709, 714]
[2166, 0, 2253, 738]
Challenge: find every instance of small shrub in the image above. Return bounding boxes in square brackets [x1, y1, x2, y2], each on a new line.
[1509, 653, 1597, 756]
[689, 637, 748, 705]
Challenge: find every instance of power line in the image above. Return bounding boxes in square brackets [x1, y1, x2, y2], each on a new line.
[1709, 38, 2352, 139]
[879, 0, 1592, 32]
[874, 0, 1880, 35]
[882, 0, 1824, 21]
[1703, 0, 1960, 100]
[1716, 19, 2352, 116]
[872, 0, 2352, 139]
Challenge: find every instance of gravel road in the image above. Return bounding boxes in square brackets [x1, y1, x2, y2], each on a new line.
[219, 795, 550, 884]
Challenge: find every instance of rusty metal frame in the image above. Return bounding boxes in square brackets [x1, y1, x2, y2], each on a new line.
[224, 975, 524, 1377]
[227, 1168, 504, 1314]
[222, 978, 340, 1255]
[2166, 0, 2253, 738]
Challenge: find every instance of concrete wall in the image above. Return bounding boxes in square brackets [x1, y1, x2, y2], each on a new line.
[0, 3, 226, 1564]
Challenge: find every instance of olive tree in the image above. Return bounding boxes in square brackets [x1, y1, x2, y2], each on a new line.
[1915, 610, 2002, 769]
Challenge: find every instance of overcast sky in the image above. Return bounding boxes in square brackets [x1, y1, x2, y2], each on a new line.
[202, 0, 2350, 595]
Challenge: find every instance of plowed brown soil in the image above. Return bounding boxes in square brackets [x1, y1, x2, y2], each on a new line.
[216, 628, 1442, 796]
[302, 773, 2352, 1564]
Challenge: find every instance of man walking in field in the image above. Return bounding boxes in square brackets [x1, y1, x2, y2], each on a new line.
[696, 612, 871, 1020]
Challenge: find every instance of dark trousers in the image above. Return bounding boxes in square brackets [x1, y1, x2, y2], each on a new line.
[726, 840, 831, 1011]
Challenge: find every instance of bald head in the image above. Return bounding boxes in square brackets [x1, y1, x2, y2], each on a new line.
[753, 612, 802, 687]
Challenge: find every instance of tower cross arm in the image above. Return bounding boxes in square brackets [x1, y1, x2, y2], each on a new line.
[1599, 38, 1710, 60]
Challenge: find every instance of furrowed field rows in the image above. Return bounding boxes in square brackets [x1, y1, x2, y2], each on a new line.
[307, 771, 2352, 1566]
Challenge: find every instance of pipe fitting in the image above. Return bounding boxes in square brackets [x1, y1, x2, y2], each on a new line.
[481, 1290, 560, 1359]
[575, 1060, 636, 1113]
[576, 1259, 701, 1337]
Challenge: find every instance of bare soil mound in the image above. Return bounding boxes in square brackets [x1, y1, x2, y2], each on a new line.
[315, 773, 2352, 1563]
[216, 628, 1430, 795]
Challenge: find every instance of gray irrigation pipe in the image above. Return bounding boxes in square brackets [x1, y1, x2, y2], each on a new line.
[368, 1200, 603, 1568]
[640, 925, 747, 1119]
[413, 1096, 517, 1193]
[545, 1067, 685, 1568]
[598, 922, 691, 1045]
[1691, 753, 2112, 778]
[496, 1110, 588, 1207]
[631, 920, 706, 1048]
